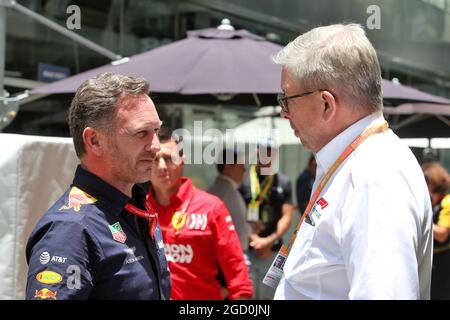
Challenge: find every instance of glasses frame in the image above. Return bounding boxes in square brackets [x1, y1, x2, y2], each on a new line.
[277, 90, 320, 113]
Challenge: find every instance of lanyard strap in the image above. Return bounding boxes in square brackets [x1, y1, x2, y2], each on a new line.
[146, 188, 195, 234]
[125, 202, 158, 240]
[250, 165, 274, 205]
[279, 120, 389, 257]
[249, 165, 260, 201]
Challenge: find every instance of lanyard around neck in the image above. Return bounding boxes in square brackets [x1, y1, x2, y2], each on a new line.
[125, 202, 158, 240]
[279, 120, 389, 257]
[250, 165, 274, 204]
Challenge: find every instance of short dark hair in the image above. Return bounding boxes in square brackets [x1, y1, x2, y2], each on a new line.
[217, 148, 240, 173]
[69, 72, 150, 158]
[158, 126, 183, 156]
[422, 161, 450, 195]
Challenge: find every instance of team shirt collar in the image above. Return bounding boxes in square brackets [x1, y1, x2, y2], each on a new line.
[148, 177, 194, 212]
[72, 165, 143, 216]
[314, 111, 385, 176]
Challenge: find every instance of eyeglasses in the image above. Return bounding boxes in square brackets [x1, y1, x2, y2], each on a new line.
[277, 90, 318, 113]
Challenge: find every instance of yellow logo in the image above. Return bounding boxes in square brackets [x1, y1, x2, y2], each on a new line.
[59, 186, 97, 212]
[36, 270, 62, 285]
[171, 211, 187, 232]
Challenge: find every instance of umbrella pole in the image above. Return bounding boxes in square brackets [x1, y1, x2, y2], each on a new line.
[0, 3, 4, 99]
[252, 93, 262, 107]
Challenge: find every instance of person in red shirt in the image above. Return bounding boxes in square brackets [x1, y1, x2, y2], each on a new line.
[147, 127, 253, 300]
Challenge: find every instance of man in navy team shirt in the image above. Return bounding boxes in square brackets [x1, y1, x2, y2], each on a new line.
[26, 72, 171, 299]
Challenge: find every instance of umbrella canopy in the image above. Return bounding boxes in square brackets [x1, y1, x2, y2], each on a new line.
[384, 103, 450, 138]
[26, 25, 449, 139]
[381, 79, 450, 105]
[29, 25, 449, 107]
[31, 28, 283, 95]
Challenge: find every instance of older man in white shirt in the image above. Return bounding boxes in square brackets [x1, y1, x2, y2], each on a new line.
[268, 23, 433, 300]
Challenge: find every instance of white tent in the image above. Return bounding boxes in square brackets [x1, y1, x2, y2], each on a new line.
[0, 134, 78, 299]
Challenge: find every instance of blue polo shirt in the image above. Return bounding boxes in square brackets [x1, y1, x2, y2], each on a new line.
[26, 165, 171, 300]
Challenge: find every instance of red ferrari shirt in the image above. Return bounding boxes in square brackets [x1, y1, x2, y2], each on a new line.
[147, 177, 253, 300]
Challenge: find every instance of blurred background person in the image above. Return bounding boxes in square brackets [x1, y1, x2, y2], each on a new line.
[208, 148, 253, 298]
[147, 127, 253, 300]
[208, 148, 252, 254]
[295, 154, 316, 214]
[422, 161, 450, 299]
[239, 140, 294, 299]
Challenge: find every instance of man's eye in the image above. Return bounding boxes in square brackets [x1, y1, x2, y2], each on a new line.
[136, 131, 147, 138]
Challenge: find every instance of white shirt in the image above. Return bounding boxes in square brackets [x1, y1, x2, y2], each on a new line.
[274, 111, 433, 300]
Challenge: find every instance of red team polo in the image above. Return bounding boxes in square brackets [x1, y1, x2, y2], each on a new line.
[147, 177, 253, 300]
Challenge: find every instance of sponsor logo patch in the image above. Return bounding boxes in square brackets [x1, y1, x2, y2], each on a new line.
[187, 213, 207, 231]
[109, 222, 127, 243]
[171, 211, 187, 232]
[36, 270, 62, 285]
[39, 252, 50, 265]
[317, 197, 329, 209]
[40, 251, 67, 265]
[59, 186, 97, 212]
[164, 244, 193, 263]
[124, 247, 144, 264]
[34, 288, 57, 300]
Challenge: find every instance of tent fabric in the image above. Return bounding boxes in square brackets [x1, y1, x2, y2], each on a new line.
[0, 134, 78, 299]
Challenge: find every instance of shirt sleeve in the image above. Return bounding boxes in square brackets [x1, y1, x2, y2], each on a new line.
[210, 201, 254, 299]
[339, 180, 428, 299]
[26, 220, 103, 300]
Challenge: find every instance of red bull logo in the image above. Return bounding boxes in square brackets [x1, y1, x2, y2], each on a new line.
[59, 186, 97, 212]
[34, 288, 57, 300]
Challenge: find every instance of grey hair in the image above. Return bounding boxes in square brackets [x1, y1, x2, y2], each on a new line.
[273, 23, 382, 112]
[69, 72, 150, 158]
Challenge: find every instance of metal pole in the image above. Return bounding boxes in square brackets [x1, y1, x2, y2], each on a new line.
[0, 4, 6, 132]
[119, 0, 124, 56]
[0, 4, 5, 99]
[12, 1, 121, 61]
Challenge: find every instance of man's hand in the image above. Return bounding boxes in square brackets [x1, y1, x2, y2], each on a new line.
[250, 234, 274, 259]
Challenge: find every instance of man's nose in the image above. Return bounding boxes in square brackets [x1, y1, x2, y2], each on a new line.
[157, 156, 168, 170]
[146, 134, 161, 155]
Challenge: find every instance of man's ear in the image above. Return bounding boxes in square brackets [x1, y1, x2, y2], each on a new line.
[180, 154, 187, 168]
[321, 90, 337, 122]
[82, 127, 104, 156]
